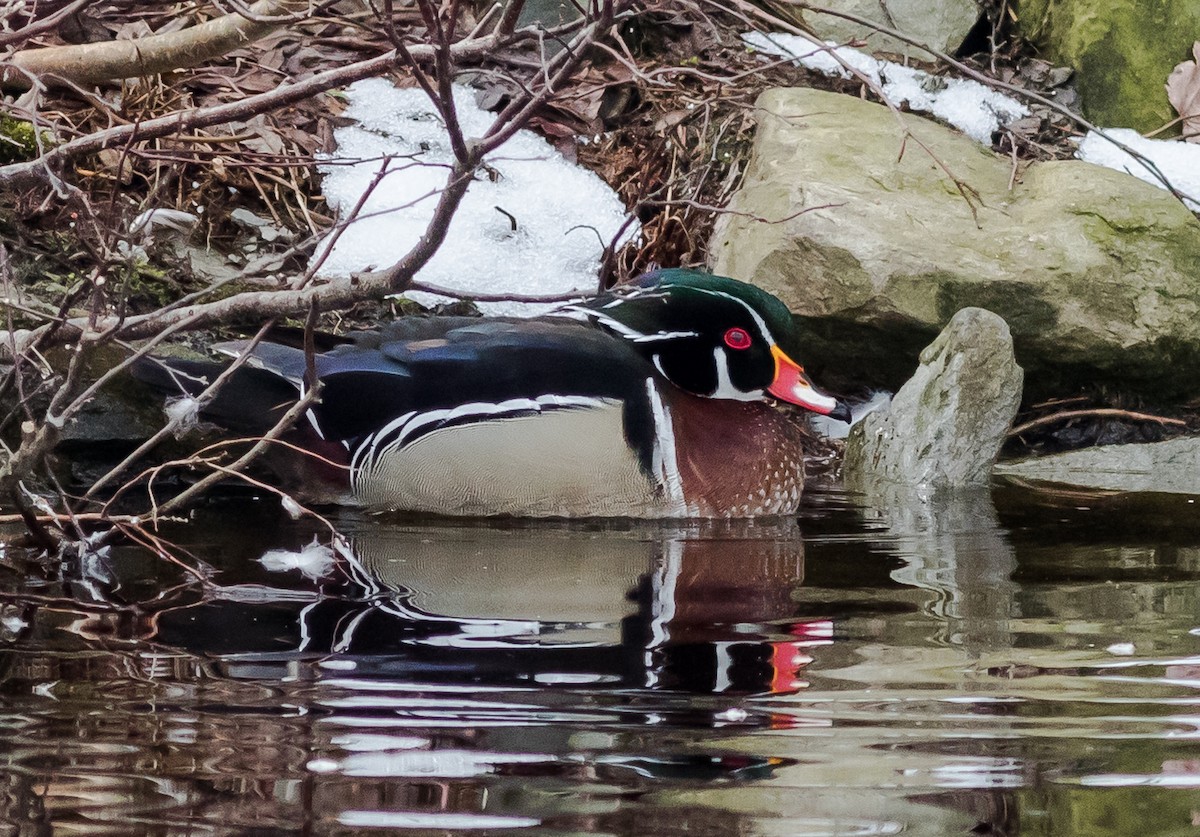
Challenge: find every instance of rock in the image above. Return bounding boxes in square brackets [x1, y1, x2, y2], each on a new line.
[710, 87, 1200, 401]
[996, 437, 1200, 494]
[798, 0, 981, 61]
[844, 307, 1023, 490]
[230, 207, 292, 244]
[61, 378, 165, 446]
[1018, 0, 1200, 133]
[230, 208, 270, 230]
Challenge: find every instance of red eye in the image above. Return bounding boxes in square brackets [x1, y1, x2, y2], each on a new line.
[723, 327, 752, 350]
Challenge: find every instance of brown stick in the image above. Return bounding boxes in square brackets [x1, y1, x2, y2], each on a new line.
[1008, 408, 1188, 438]
[0, 30, 510, 191]
[2, 0, 310, 91]
[0, 0, 97, 49]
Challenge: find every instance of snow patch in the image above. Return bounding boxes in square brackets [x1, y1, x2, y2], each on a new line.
[1076, 128, 1200, 211]
[259, 537, 336, 580]
[741, 32, 1028, 144]
[314, 78, 636, 316]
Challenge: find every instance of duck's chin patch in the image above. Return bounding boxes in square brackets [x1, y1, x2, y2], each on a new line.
[709, 347, 762, 401]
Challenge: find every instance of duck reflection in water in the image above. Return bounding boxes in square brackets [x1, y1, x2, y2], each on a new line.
[152, 519, 831, 696]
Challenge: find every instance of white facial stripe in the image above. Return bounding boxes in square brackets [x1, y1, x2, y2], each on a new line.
[652, 354, 668, 379]
[555, 307, 645, 339]
[689, 288, 777, 346]
[632, 330, 699, 343]
[711, 347, 762, 401]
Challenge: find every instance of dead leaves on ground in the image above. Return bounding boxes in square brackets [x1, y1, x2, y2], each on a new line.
[1167, 41, 1200, 142]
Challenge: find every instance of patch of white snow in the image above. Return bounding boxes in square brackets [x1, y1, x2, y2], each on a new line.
[314, 78, 636, 315]
[1076, 128, 1200, 211]
[741, 32, 1028, 144]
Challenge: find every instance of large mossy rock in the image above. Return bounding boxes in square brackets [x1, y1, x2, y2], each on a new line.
[799, 0, 981, 60]
[1018, 0, 1200, 133]
[710, 87, 1200, 402]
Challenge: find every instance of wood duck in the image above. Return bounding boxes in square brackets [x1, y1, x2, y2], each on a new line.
[141, 269, 850, 518]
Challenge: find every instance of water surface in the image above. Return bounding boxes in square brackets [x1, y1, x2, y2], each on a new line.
[3, 485, 1200, 835]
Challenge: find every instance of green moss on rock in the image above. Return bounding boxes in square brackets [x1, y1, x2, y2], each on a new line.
[1018, 0, 1200, 132]
[0, 115, 50, 164]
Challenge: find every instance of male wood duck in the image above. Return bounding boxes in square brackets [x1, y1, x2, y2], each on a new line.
[141, 269, 850, 518]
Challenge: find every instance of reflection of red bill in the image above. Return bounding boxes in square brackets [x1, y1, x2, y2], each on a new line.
[770, 641, 812, 693]
[769, 621, 834, 694]
[791, 619, 834, 643]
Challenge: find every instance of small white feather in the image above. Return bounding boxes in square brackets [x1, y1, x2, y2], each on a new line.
[280, 494, 305, 520]
[259, 537, 336, 580]
[163, 396, 201, 437]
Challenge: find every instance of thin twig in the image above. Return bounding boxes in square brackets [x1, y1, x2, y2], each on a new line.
[1008, 409, 1188, 438]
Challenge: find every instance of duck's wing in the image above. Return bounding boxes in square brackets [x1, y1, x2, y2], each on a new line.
[201, 317, 659, 463]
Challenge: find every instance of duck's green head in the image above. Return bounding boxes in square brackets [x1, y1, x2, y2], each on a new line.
[569, 269, 850, 421]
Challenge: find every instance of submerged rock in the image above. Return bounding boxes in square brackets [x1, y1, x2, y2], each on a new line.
[996, 437, 1200, 494]
[710, 87, 1200, 401]
[844, 307, 1023, 490]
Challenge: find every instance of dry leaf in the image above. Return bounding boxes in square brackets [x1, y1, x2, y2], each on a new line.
[1166, 41, 1200, 143]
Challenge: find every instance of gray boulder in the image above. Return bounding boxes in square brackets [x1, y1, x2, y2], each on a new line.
[996, 437, 1200, 494]
[711, 87, 1200, 402]
[799, 0, 981, 61]
[844, 307, 1023, 490]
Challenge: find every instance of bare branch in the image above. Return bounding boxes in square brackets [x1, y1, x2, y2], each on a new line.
[3, 0, 311, 91]
[0, 0, 96, 49]
[0, 27, 516, 190]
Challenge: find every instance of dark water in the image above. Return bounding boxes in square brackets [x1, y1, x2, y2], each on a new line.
[3, 484, 1200, 836]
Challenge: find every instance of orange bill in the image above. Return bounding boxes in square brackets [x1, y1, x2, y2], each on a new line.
[767, 345, 851, 422]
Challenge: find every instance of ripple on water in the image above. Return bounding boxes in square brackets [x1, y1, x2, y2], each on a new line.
[4, 489, 1200, 835]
